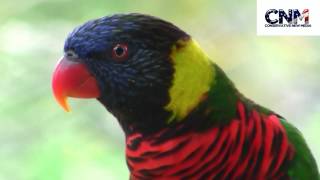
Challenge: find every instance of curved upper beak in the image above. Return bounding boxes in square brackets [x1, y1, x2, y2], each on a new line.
[52, 57, 100, 112]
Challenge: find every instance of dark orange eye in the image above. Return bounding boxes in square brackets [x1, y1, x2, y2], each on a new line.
[112, 43, 128, 61]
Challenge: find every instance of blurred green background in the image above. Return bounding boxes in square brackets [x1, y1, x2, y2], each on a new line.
[0, 0, 319, 179]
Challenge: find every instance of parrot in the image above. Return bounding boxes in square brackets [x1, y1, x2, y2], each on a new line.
[52, 13, 319, 179]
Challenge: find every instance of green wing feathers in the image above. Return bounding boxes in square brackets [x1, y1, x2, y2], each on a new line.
[280, 119, 320, 180]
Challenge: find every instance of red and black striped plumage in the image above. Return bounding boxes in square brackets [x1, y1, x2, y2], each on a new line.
[126, 102, 294, 180]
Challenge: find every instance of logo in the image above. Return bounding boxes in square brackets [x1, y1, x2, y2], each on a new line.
[257, 0, 319, 35]
[265, 9, 311, 27]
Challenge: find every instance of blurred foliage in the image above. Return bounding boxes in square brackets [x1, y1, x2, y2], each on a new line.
[0, 0, 319, 179]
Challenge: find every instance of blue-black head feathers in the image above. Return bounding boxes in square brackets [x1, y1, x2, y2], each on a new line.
[64, 13, 189, 59]
[64, 13, 190, 134]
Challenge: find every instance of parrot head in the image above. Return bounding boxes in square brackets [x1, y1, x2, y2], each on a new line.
[52, 13, 213, 133]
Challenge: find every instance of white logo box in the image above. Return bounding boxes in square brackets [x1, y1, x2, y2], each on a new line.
[257, 0, 320, 36]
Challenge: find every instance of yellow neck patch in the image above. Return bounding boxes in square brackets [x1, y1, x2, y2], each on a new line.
[165, 39, 215, 122]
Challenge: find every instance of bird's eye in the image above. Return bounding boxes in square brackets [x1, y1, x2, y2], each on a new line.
[112, 44, 128, 61]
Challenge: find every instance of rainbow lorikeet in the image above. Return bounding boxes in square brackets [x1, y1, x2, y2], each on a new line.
[52, 13, 319, 179]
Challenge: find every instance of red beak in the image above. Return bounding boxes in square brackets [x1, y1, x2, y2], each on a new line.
[52, 57, 100, 112]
